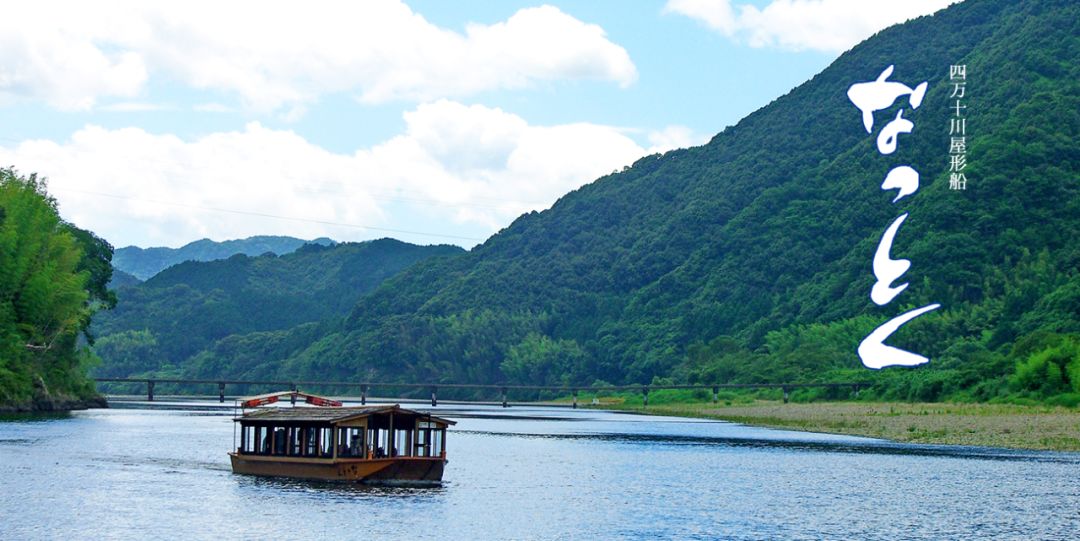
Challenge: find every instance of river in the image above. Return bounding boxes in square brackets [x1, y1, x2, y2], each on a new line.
[2, 402, 1078, 540]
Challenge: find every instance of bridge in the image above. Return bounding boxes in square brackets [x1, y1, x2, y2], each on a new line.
[94, 377, 873, 408]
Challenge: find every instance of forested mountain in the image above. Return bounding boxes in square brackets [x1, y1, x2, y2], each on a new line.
[119, 0, 1079, 404]
[0, 168, 111, 410]
[92, 239, 463, 377]
[108, 269, 141, 290]
[113, 235, 335, 280]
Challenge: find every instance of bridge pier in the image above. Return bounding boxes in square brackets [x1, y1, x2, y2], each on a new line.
[782, 387, 790, 404]
[501, 387, 508, 408]
[642, 386, 649, 407]
[572, 389, 578, 409]
[852, 384, 861, 398]
[713, 386, 719, 404]
[147, 380, 155, 401]
[290, 384, 297, 405]
[218, 382, 225, 403]
[431, 386, 438, 407]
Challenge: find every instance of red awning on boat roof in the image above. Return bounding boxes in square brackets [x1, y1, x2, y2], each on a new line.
[240, 391, 342, 408]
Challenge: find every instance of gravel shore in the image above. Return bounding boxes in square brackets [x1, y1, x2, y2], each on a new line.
[618, 401, 1080, 451]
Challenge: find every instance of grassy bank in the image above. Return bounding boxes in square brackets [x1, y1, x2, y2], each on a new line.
[589, 399, 1080, 451]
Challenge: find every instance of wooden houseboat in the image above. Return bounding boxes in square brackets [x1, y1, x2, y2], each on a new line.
[229, 392, 455, 486]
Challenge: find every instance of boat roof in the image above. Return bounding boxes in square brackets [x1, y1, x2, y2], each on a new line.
[236, 404, 456, 426]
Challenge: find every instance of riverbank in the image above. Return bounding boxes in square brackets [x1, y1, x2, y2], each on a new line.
[602, 401, 1080, 451]
[0, 394, 107, 413]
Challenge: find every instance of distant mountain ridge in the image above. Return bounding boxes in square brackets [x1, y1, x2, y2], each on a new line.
[107, 269, 142, 289]
[92, 238, 464, 378]
[113, 235, 336, 280]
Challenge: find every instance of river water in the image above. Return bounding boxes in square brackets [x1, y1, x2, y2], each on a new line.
[2, 402, 1078, 540]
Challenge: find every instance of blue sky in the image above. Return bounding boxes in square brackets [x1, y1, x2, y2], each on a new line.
[0, 0, 957, 248]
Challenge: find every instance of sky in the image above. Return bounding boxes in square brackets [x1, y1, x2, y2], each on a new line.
[0, 0, 959, 249]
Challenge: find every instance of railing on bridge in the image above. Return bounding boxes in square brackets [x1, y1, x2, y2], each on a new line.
[93, 377, 873, 408]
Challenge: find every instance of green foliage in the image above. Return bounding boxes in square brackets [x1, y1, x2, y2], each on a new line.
[0, 168, 108, 407]
[1009, 337, 1080, 395]
[501, 333, 589, 385]
[92, 239, 463, 375]
[92, 330, 161, 377]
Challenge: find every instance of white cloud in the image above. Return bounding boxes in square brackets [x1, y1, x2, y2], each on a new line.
[3, 123, 380, 246]
[0, 5, 148, 110]
[0, 1, 636, 112]
[646, 125, 709, 154]
[0, 101, 680, 247]
[99, 102, 170, 112]
[192, 103, 234, 113]
[665, 0, 961, 53]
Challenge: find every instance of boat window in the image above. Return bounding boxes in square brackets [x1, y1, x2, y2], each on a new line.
[305, 428, 318, 457]
[320, 427, 333, 457]
[394, 430, 407, 457]
[432, 429, 444, 457]
[338, 427, 366, 458]
[241, 425, 258, 454]
[372, 429, 388, 458]
[272, 427, 287, 456]
[290, 427, 302, 456]
[413, 431, 426, 457]
[259, 427, 270, 454]
[415, 422, 435, 457]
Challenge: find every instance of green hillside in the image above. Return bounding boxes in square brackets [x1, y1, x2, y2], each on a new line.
[0, 168, 111, 410]
[147, 0, 1079, 404]
[113, 235, 336, 280]
[92, 239, 463, 378]
[108, 269, 141, 290]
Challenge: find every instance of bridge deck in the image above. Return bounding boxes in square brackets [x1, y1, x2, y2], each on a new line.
[94, 378, 873, 407]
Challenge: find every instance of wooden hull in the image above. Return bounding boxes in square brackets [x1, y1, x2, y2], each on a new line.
[229, 453, 447, 486]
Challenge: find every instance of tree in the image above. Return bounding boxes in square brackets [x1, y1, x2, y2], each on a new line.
[0, 167, 108, 406]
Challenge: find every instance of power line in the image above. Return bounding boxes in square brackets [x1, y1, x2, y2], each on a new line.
[291, 185, 543, 211]
[375, 186, 547, 207]
[55, 187, 487, 242]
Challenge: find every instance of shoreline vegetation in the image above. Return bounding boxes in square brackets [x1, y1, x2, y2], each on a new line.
[593, 399, 1080, 452]
[1, 168, 112, 413]
[0, 394, 107, 414]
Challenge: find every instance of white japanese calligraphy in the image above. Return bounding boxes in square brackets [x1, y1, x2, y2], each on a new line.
[871, 213, 911, 306]
[858, 304, 942, 369]
[881, 166, 919, 203]
[846, 65, 928, 133]
[876, 110, 914, 154]
[847, 64, 938, 370]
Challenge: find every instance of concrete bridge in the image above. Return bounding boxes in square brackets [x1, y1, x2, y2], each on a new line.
[94, 377, 873, 408]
